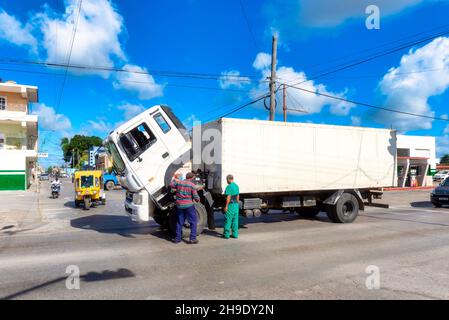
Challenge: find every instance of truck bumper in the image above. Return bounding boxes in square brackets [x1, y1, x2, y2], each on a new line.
[124, 191, 150, 222]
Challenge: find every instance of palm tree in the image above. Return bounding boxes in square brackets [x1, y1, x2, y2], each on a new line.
[60, 137, 71, 166]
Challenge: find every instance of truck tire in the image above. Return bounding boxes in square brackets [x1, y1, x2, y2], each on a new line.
[84, 197, 91, 210]
[153, 215, 169, 229]
[326, 193, 359, 223]
[105, 181, 115, 191]
[169, 203, 207, 239]
[296, 207, 320, 218]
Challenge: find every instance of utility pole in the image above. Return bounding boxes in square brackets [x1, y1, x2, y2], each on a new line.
[283, 84, 287, 122]
[269, 35, 278, 121]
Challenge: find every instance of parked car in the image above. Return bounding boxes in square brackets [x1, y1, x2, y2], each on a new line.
[431, 178, 449, 207]
[39, 173, 50, 181]
[103, 172, 120, 191]
[433, 170, 449, 182]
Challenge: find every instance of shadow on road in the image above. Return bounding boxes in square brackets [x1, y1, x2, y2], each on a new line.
[411, 201, 434, 208]
[0, 268, 136, 300]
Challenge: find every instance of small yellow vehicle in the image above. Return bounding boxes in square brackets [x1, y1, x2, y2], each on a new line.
[74, 170, 106, 210]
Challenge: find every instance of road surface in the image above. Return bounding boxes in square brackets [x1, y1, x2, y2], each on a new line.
[1, 180, 449, 300]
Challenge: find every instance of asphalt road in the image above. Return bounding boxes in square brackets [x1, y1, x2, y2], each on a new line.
[1, 180, 449, 300]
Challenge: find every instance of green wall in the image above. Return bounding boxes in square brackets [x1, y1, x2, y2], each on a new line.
[0, 171, 26, 191]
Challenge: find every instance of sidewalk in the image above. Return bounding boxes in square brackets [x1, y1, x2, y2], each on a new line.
[0, 182, 42, 234]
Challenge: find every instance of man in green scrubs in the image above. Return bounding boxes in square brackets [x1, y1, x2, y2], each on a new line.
[223, 174, 240, 239]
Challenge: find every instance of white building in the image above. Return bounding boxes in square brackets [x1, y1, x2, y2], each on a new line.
[0, 81, 39, 191]
[396, 135, 436, 188]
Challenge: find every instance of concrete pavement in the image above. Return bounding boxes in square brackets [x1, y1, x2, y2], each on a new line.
[1, 181, 449, 300]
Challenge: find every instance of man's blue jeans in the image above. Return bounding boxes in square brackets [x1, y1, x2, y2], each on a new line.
[176, 205, 197, 242]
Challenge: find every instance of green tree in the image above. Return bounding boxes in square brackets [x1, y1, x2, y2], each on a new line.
[440, 154, 449, 164]
[60, 135, 103, 168]
[47, 166, 53, 174]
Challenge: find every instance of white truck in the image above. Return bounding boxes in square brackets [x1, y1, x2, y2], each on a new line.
[105, 105, 397, 235]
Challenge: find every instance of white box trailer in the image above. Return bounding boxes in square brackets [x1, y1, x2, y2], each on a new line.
[105, 105, 398, 237]
[197, 118, 397, 195]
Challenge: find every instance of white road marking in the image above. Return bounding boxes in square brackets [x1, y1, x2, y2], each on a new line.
[43, 208, 73, 212]
[389, 206, 447, 214]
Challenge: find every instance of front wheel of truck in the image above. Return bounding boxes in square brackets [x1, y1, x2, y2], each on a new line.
[169, 203, 207, 239]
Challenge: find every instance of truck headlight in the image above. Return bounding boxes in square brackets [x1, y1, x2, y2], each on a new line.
[133, 193, 143, 205]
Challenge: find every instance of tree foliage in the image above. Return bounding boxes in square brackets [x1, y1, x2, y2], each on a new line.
[440, 154, 449, 165]
[60, 135, 103, 168]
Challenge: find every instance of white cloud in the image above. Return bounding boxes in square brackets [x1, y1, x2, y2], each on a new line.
[376, 37, 449, 132]
[351, 116, 361, 126]
[219, 70, 251, 89]
[444, 125, 449, 135]
[32, 104, 72, 132]
[251, 58, 353, 116]
[0, 10, 37, 52]
[117, 102, 146, 120]
[113, 64, 164, 99]
[37, 0, 125, 74]
[88, 120, 112, 134]
[252, 52, 271, 70]
[2, 1, 163, 98]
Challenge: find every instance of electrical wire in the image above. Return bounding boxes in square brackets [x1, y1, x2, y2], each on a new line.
[286, 84, 449, 122]
[283, 27, 449, 89]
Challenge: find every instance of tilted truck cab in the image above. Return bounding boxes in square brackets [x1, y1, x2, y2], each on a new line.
[104, 105, 196, 224]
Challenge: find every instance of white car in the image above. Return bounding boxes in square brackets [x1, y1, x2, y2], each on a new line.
[434, 171, 449, 182]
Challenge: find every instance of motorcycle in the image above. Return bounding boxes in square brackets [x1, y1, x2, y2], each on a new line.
[51, 184, 61, 199]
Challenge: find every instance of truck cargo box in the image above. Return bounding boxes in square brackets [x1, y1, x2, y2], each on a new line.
[196, 118, 397, 195]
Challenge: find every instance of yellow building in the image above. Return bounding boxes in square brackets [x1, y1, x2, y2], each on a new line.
[0, 81, 39, 190]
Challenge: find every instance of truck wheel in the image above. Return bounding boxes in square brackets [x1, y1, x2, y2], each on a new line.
[154, 215, 169, 229]
[432, 202, 442, 208]
[169, 203, 207, 239]
[260, 207, 269, 214]
[105, 181, 115, 191]
[84, 197, 91, 210]
[296, 207, 320, 218]
[327, 193, 359, 223]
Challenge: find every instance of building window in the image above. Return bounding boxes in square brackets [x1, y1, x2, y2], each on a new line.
[0, 97, 6, 110]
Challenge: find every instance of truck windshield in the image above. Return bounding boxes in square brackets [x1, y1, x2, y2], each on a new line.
[105, 141, 126, 175]
[119, 123, 157, 161]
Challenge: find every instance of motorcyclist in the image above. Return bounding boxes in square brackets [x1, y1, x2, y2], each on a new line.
[51, 176, 62, 192]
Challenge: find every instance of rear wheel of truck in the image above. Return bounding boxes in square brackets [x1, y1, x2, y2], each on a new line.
[326, 193, 359, 223]
[105, 181, 115, 191]
[169, 203, 207, 239]
[296, 207, 321, 218]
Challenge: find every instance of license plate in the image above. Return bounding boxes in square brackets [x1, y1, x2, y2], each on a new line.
[439, 197, 449, 201]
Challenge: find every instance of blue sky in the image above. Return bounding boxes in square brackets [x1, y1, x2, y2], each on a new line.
[1, 0, 449, 167]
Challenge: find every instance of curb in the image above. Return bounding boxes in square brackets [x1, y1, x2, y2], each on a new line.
[384, 187, 435, 191]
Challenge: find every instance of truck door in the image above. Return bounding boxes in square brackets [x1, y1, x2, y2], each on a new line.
[119, 120, 170, 192]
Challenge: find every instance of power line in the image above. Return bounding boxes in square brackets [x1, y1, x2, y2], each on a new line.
[239, 0, 259, 52]
[42, 0, 83, 148]
[0, 66, 260, 92]
[303, 22, 449, 73]
[286, 84, 449, 122]
[0, 59, 260, 82]
[283, 27, 449, 89]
